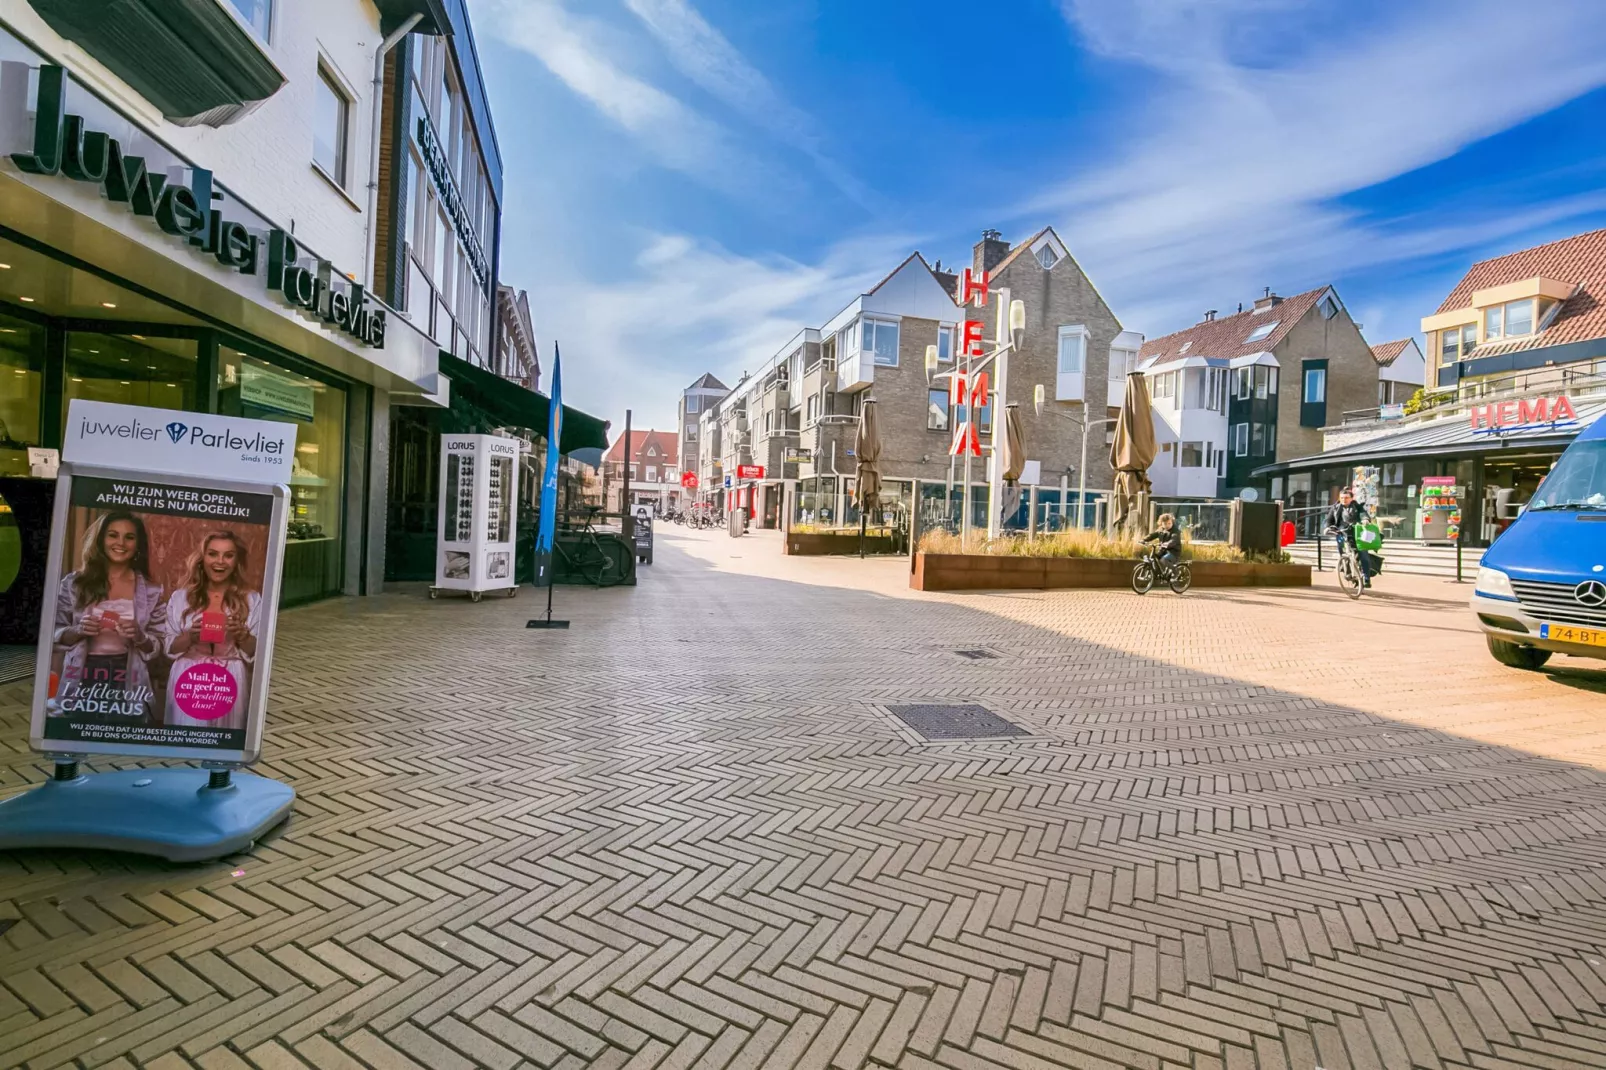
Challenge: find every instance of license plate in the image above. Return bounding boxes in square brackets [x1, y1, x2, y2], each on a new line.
[1540, 623, 1606, 647]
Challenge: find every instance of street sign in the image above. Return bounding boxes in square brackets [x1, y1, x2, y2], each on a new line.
[736, 465, 765, 480]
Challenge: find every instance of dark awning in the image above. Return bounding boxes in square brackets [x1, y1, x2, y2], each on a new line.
[1253, 398, 1606, 477]
[373, 0, 452, 36]
[28, 0, 288, 127]
[438, 352, 609, 453]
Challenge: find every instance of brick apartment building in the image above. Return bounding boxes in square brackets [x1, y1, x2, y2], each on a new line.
[603, 430, 681, 515]
[677, 373, 727, 498]
[1138, 287, 1386, 497]
[700, 228, 1140, 527]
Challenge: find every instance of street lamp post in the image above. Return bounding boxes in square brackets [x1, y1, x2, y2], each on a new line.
[1034, 384, 1118, 529]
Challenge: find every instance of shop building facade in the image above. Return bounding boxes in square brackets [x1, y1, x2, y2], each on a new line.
[0, 1, 450, 640]
[1261, 228, 1606, 547]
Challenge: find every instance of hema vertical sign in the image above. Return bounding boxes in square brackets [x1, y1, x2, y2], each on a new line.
[63, 400, 296, 483]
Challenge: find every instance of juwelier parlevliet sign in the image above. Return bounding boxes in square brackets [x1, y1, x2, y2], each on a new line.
[63, 400, 295, 483]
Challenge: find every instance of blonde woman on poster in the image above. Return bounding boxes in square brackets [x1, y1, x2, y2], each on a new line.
[163, 531, 261, 730]
[51, 510, 165, 721]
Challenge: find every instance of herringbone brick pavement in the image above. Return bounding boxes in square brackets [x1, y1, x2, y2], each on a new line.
[4, 526, 1606, 1069]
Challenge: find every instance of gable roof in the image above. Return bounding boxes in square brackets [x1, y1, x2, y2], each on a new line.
[984, 227, 1055, 280]
[1370, 339, 1413, 367]
[604, 429, 678, 468]
[1139, 287, 1332, 367]
[1434, 227, 1606, 359]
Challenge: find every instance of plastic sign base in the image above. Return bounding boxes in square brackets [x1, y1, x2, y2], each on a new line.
[0, 768, 294, 862]
[526, 619, 571, 629]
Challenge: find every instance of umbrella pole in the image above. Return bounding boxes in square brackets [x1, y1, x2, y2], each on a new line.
[860, 511, 866, 558]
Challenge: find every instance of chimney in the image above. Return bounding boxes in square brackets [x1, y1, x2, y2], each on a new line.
[974, 229, 1010, 277]
[1203, 310, 1217, 322]
[1253, 288, 1282, 311]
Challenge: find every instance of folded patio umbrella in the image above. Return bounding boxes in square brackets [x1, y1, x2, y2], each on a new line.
[1109, 371, 1156, 532]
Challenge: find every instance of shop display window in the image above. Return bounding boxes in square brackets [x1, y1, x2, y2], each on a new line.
[63, 333, 196, 427]
[0, 313, 45, 477]
[218, 347, 347, 603]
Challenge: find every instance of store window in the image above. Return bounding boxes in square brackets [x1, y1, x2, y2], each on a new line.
[64, 333, 197, 422]
[0, 312, 45, 477]
[218, 347, 347, 604]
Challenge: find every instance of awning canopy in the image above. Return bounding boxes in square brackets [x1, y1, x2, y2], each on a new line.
[29, 0, 288, 127]
[1254, 399, 1606, 477]
[438, 352, 609, 453]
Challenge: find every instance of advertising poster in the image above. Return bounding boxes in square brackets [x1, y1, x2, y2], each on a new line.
[30, 401, 294, 764]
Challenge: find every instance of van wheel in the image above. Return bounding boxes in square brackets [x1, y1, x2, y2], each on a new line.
[1487, 636, 1551, 670]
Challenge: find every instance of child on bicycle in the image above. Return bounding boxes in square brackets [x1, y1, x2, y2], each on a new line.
[1143, 513, 1183, 569]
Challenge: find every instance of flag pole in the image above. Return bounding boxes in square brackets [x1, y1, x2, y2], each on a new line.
[529, 341, 570, 629]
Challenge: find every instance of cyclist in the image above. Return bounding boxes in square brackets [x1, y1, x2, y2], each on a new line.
[1142, 513, 1183, 571]
[1326, 487, 1375, 587]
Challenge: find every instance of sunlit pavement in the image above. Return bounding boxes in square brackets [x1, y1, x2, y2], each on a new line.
[3, 524, 1606, 1069]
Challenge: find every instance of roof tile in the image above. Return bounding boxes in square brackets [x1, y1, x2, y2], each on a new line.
[1434, 227, 1606, 359]
[1139, 287, 1331, 366]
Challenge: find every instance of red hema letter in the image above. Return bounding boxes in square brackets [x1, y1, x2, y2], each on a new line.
[960, 268, 989, 308]
[960, 320, 986, 358]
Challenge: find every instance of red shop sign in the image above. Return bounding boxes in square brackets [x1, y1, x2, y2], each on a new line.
[736, 465, 765, 480]
[680, 471, 699, 488]
[1469, 395, 1577, 433]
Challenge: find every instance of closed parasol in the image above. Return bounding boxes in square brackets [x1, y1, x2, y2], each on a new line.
[999, 403, 1026, 528]
[855, 399, 883, 556]
[1108, 371, 1156, 532]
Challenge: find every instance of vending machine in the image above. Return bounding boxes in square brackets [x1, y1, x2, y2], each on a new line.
[433, 434, 520, 601]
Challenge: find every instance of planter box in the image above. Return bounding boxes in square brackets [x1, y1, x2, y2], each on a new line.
[911, 552, 1310, 592]
[785, 531, 898, 556]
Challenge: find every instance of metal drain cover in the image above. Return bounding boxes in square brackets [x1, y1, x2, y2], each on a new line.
[887, 704, 1026, 741]
[954, 649, 997, 660]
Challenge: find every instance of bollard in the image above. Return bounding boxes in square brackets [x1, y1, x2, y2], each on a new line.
[1456, 537, 1464, 583]
[1317, 533, 1323, 572]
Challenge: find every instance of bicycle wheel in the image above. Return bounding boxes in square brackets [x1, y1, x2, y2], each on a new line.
[1131, 561, 1155, 595]
[1338, 555, 1363, 599]
[1169, 563, 1192, 594]
[593, 537, 635, 587]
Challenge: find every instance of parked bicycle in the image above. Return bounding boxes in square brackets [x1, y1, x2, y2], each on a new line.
[555, 506, 633, 587]
[1131, 545, 1192, 595]
[1325, 526, 1366, 599]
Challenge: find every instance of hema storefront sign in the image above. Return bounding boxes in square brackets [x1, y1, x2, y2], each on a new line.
[64, 400, 295, 482]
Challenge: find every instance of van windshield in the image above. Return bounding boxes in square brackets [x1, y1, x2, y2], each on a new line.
[1529, 440, 1606, 510]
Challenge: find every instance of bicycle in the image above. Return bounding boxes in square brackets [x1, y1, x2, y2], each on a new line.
[1132, 545, 1191, 595]
[555, 506, 633, 587]
[1325, 527, 1366, 599]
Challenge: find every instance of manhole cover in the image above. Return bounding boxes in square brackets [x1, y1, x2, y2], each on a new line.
[887, 704, 1026, 741]
[954, 649, 997, 660]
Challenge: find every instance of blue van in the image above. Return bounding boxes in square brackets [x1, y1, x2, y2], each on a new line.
[1473, 412, 1606, 668]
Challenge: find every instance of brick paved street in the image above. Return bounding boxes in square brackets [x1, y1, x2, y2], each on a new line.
[5, 526, 1606, 1070]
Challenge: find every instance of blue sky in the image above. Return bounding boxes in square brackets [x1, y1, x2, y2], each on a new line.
[467, 0, 1606, 432]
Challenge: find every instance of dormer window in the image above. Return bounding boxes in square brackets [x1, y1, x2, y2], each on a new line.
[1179, 342, 1192, 355]
[1245, 320, 1278, 344]
[1036, 244, 1060, 270]
[1484, 299, 1535, 341]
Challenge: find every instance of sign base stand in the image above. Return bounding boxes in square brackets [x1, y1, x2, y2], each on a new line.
[0, 766, 294, 862]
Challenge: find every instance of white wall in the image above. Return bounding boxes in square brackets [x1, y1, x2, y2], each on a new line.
[1380, 340, 1427, 388]
[1, 0, 382, 274]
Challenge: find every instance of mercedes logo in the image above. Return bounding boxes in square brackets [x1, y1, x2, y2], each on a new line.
[1577, 580, 1606, 607]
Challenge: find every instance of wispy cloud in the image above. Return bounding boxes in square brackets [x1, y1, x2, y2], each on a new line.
[620, 0, 874, 206]
[479, 0, 774, 196]
[534, 231, 914, 425]
[1050, 0, 1606, 338]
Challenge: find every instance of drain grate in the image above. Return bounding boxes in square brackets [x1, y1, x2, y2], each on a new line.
[887, 704, 1026, 741]
[954, 649, 997, 660]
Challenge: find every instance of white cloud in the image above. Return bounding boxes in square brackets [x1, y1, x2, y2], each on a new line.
[1050, 0, 1606, 342]
[478, 0, 779, 197]
[620, 0, 874, 206]
[532, 232, 917, 427]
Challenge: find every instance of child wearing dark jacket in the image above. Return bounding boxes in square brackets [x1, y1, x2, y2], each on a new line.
[1143, 513, 1183, 566]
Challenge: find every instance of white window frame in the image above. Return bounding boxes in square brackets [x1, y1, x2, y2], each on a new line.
[1319, 294, 1339, 319]
[686, 395, 700, 413]
[1304, 368, 1327, 404]
[1036, 244, 1059, 270]
[937, 325, 954, 363]
[862, 318, 900, 367]
[1232, 423, 1248, 457]
[1502, 298, 1535, 338]
[1056, 325, 1087, 402]
[927, 388, 950, 431]
[646, 466, 657, 482]
[1235, 367, 1251, 400]
[1108, 347, 1137, 384]
[1181, 441, 1204, 468]
[312, 60, 354, 189]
